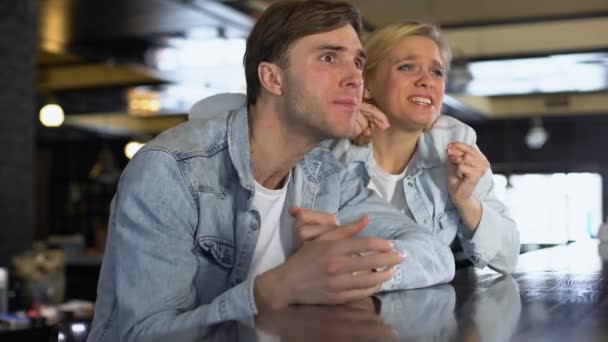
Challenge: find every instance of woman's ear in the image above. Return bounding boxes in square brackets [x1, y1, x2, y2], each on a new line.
[258, 62, 283, 96]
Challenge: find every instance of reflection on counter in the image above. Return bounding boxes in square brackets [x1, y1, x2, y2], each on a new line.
[378, 284, 456, 341]
[143, 276, 521, 342]
[457, 275, 521, 342]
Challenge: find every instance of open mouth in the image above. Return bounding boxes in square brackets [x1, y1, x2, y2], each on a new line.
[408, 96, 433, 106]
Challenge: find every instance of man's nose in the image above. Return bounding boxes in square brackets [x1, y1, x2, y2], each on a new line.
[341, 63, 363, 89]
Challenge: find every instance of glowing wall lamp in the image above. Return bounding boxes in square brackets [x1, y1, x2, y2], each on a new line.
[39, 103, 65, 127]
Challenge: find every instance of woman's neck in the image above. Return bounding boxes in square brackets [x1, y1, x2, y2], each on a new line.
[372, 126, 422, 175]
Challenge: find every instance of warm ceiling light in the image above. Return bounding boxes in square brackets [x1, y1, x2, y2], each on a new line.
[39, 104, 65, 127]
[124, 141, 145, 159]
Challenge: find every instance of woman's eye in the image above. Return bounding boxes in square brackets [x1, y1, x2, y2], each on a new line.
[432, 69, 445, 77]
[398, 64, 414, 71]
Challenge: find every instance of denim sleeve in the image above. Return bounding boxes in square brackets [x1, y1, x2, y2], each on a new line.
[336, 165, 455, 290]
[105, 149, 257, 341]
[457, 168, 521, 273]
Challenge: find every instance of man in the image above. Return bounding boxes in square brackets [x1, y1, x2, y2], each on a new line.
[88, 1, 454, 341]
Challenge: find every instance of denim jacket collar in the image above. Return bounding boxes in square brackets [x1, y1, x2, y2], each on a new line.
[226, 105, 342, 191]
[345, 129, 442, 181]
[227, 105, 255, 192]
[300, 144, 342, 184]
[411, 131, 442, 170]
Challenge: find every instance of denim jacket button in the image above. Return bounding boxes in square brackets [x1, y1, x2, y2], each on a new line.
[423, 219, 428, 224]
[407, 182, 413, 187]
[250, 223, 258, 231]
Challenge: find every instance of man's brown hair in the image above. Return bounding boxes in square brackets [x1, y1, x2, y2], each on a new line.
[243, 0, 363, 106]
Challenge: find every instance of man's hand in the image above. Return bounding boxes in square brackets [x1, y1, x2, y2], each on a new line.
[289, 207, 352, 246]
[290, 207, 383, 245]
[254, 216, 403, 312]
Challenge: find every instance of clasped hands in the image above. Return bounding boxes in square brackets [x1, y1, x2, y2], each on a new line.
[254, 207, 403, 313]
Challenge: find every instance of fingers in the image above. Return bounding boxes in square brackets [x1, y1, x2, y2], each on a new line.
[447, 143, 489, 170]
[297, 225, 337, 242]
[289, 207, 338, 226]
[339, 252, 403, 274]
[290, 207, 338, 244]
[451, 162, 486, 182]
[281, 236, 401, 310]
[457, 163, 478, 180]
[447, 142, 477, 155]
[362, 126, 372, 137]
[332, 268, 394, 292]
[359, 102, 390, 130]
[354, 111, 371, 136]
[334, 234, 393, 256]
[447, 143, 488, 160]
[290, 210, 368, 244]
[317, 215, 368, 241]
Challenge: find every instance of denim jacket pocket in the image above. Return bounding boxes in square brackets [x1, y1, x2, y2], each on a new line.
[195, 236, 235, 269]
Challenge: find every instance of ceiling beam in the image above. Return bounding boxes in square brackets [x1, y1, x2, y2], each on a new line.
[37, 63, 163, 91]
[64, 113, 187, 136]
[455, 91, 608, 118]
[443, 17, 608, 59]
[348, 0, 608, 27]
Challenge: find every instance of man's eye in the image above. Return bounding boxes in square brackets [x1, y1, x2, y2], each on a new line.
[355, 58, 364, 70]
[321, 54, 335, 63]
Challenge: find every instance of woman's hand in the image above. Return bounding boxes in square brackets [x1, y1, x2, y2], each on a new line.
[446, 142, 489, 204]
[353, 102, 390, 141]
[446, 142, 490, 231]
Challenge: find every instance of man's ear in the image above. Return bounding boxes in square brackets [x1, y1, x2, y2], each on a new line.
[258, 62, 283, 96]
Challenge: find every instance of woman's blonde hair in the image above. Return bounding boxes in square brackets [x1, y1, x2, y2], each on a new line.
[363, 20, 451, 81]
[351, 21, 451, 146]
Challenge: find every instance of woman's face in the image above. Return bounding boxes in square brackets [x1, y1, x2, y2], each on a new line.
[365, 35, 446, 131]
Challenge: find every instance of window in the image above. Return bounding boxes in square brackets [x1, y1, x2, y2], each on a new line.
[492, 173, 602, 244]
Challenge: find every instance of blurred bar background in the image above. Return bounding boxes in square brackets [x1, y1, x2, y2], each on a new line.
[0, 0, 607, 324]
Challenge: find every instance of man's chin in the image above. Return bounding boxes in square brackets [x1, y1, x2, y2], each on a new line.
[330, 125, 358, 140]
[313, 129, 351, 142]
[312, 116, 358, 140]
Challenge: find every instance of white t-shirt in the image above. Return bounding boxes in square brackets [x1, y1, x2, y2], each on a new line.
[367, 157, 411, 217]
[247, 172, 294, 279]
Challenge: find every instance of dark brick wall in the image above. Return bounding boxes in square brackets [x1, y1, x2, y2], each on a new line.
[0, 0, 38, 266]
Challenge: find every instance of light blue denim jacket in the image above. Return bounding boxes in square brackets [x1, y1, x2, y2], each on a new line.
[88, 105, 455, 341]
[331, 115, 520, 273]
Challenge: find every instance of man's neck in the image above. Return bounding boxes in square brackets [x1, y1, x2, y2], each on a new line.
[372, 126, 422, 175]
[248, 99, 319, 190]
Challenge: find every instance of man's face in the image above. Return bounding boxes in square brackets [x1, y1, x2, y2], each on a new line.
[280, 24, 365, 141]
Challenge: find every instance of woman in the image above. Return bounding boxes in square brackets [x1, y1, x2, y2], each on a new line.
[332, 21, 519, 273]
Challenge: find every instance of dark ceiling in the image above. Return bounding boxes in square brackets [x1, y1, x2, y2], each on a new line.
[36, 0, 608, 136]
